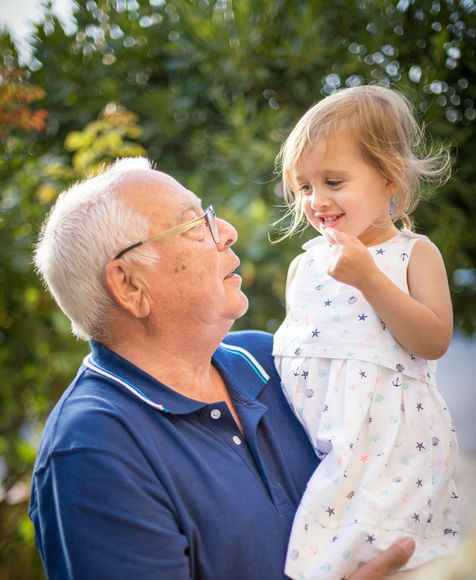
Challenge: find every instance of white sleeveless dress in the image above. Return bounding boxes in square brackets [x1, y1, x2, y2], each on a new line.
[273, 231, 459, 579]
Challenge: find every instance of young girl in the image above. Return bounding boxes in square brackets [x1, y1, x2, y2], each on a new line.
[273, 85, 459, 579]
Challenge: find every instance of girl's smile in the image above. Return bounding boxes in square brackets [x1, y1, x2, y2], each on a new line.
[313, 212, 345, 228]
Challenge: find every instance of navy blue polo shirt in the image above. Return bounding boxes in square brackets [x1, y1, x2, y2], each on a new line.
[29, 331, 318, 580]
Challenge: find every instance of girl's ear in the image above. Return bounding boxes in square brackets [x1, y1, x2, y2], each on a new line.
[103, 260, 151, 319]
[384, 177, 398, 196]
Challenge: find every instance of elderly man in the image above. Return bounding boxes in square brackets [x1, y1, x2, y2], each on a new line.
[30, 158, 414, 579]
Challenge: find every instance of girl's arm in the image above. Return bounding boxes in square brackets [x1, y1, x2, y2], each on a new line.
[285, 253, 303, 313]
[324, 230, 453, 360]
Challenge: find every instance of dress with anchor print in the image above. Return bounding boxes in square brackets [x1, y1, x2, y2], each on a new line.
[273, 230, 459, 579]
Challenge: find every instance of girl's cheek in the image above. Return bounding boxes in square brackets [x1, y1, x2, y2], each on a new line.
[303, 199, 314, 218]
[303, 204, 322, 232]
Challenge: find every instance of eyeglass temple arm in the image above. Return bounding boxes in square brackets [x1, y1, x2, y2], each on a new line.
[113, 213, 208, 260]
[114, 241, 145, 260]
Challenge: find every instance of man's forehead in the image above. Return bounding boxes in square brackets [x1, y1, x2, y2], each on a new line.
[122, 170, 200, 203]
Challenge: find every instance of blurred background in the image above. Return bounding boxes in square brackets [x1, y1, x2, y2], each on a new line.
[0, 0, 475, 577]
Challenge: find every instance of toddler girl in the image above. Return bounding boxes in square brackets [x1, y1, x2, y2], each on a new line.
[273, 85, 459, 579]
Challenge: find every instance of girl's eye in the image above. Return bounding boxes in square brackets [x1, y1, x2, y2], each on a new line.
[326, 179, 342, 188]
[299, 184, 312, 195]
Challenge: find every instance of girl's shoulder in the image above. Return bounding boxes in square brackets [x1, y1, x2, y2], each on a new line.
[396, 229, 442, 258]
[378, 229, 432, 257]
[398, 229, 429, 243]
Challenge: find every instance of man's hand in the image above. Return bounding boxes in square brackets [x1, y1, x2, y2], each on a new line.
[349, 538, 416, 579]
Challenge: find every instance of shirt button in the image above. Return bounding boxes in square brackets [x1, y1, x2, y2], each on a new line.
[210, 409, 221, 420]
[232, 435, 242, 446]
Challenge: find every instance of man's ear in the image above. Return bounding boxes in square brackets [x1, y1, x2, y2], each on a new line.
[103, 260, 151, 319]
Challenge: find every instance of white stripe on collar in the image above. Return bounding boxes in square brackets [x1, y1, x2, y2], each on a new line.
[219, 343, 270, 384]
[83, 354, 167, 412]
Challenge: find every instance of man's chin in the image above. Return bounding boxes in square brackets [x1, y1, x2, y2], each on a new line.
[228, 294, 250, 323]
[236, 294, 250, 319]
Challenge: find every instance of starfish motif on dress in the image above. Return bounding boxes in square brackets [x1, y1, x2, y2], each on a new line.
[324, 299, 332, 306]
[412, 512, 420, 522]
[417, 402, 423, 411]
[416, 479, 423, 487]
[326, 507, 335, 516]
[311, 329, 320, 337]
[376, 248, 385, 255]
[366, 534, 376, 544]
[416, 441, 425, 452]
[358, 313, 368, 321]
[359, 370, 367, 378]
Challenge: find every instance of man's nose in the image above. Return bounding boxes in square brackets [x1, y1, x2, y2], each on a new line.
[216, 217, 238, 250]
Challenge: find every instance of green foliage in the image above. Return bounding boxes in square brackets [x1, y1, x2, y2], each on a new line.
[0, 0, 475, 576]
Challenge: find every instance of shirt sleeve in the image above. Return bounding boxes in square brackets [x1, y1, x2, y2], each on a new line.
[30, 448, 192, 580]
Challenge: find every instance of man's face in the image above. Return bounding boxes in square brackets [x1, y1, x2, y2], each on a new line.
[123, 170, 249, 332]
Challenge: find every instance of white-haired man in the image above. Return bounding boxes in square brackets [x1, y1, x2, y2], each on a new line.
[30, 158, 414, 579]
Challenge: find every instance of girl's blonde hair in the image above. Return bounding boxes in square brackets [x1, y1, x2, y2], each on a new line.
[275, 85, 451, 238]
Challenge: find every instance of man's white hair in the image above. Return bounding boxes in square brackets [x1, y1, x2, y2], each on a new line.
[34, 157, 159, 342]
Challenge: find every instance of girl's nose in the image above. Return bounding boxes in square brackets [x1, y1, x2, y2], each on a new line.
[310, 187, 329, 211]
[216, 217, 238, 250]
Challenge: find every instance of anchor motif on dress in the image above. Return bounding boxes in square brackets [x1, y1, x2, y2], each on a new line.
[392, 377, 401, 388]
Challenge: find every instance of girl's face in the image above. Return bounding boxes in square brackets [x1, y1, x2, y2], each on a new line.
[295, 133, 399, 247]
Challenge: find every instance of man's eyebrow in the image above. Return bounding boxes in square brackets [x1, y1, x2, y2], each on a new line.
[177, 198, 203, 222]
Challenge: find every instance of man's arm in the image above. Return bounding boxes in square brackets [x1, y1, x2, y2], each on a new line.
[30, 449, 192, 580]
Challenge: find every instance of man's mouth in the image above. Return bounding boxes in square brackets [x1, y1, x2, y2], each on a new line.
[224, 260, 241, 279]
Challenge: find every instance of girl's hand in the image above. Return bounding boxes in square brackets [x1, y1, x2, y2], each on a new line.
[323, 228, 378, 289]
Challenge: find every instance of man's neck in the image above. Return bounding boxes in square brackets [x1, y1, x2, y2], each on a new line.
[103, 322, 232, 401]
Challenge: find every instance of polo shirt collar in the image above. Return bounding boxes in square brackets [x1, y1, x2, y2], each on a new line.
[87, 340, 269, 415]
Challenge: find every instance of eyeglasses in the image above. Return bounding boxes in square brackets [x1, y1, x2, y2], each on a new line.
[114, 205, 220, 260]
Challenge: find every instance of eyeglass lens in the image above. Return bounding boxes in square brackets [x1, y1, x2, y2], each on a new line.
[206, 207, 220, 244]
